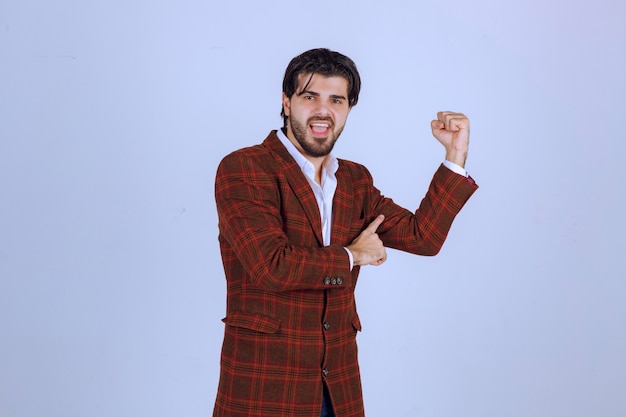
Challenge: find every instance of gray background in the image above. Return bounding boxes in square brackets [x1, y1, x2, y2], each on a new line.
[1, 0, 625, 416]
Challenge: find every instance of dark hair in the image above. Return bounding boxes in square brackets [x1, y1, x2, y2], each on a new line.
[281, 48, 361, 128]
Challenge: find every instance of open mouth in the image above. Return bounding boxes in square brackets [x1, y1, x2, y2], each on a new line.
[310, 121, 332, 137]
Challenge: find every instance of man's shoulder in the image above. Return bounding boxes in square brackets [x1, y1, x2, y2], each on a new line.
[219, 132, 271, 161]
[216, 134, 283, 179]
[219, 131, 281, 162]
[337, 157, 372, 179]
[221, 142, 267, 162]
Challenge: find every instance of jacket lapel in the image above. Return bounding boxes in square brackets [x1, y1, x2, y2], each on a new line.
[331, 161, 354, 245]
[263, 132, 324, 246]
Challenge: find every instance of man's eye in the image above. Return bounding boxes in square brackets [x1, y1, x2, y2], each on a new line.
[304, 95, 314, 100]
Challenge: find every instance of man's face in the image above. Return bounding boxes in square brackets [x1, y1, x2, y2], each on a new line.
[282, 74, 351, 159]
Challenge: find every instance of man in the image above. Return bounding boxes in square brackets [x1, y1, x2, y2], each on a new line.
[213, 48, 478, 417]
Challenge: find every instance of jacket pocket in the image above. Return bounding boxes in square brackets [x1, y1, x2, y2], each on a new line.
[222, 311, 281, 334]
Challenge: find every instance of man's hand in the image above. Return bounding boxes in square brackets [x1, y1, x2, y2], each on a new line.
[347, 214, 387, 266]
[431, 111, 470, 168]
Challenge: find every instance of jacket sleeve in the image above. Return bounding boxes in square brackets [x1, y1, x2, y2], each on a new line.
[366, 164, 478, 255]
[215, 151, 352, 293]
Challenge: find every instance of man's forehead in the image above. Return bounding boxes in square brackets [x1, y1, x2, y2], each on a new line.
[296, 73, 349, 94]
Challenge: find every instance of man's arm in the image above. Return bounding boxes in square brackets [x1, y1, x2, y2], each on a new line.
[346, 163, 477, 257]
[371, 111, 477, 255]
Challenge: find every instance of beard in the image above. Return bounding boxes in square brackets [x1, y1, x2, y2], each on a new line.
[289, 116, 344, 158]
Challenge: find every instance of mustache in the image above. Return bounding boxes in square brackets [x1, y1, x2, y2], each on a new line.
[308, 116, 334, 127]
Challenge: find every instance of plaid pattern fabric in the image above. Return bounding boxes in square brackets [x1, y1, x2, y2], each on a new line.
[213, 131, 478, 417]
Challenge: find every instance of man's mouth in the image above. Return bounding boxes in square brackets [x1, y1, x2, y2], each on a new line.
[310, 121, 332, 136]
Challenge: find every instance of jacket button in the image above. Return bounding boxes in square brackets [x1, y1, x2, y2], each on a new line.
[323, 322, 330, 330]
[330, 278, 337, 285]
[322, 368, 329, 377]
[324, 277, 331, 285]
[336, 278, 343, 285]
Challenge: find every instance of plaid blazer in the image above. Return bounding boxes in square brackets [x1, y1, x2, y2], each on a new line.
[213, 131, 478, 417]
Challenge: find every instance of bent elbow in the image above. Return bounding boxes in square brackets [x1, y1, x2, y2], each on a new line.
[421, 245, 442, 257]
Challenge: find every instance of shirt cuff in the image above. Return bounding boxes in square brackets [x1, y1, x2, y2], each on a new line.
[344, 247, 354, 271]
[443, 160, 468, 177]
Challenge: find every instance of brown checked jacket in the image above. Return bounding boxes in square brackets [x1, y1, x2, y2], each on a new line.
[213, 131, 478, 417]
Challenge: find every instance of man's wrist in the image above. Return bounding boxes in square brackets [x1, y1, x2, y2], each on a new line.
[443, 160, 468, 177]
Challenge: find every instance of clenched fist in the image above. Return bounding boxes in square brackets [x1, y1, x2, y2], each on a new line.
[431, 111, 470, 168]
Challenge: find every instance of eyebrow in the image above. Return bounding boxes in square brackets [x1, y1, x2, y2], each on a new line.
[297, 90, 347, 100]
[297, 90, 320, 97]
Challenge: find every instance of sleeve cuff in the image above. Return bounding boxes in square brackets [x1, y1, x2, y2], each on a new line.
[343, 247, 354, 271]
[443, 160, 468, 178]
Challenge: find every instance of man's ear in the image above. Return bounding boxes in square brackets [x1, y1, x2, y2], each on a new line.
[281, 92, 291, 117]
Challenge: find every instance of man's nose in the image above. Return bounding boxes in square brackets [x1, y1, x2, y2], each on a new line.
[313, 100, 331, 116]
